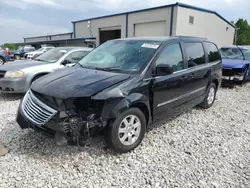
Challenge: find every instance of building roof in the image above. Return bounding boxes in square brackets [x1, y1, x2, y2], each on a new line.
[72, 2, 235, 28]
[14, 37, 96, 46]
[24, 32, 73, 40]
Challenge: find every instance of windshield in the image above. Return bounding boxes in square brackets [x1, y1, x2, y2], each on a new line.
[78, 40, 162, 73]
[241, 49, 250, 60]
[220, 47, 244, 60]
[35, 48, 69, 63]
[17, 46, 23, 51]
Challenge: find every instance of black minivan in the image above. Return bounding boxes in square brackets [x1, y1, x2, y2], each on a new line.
[16, 37, 222, 153]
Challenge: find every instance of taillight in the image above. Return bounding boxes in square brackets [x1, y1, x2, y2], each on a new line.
[3, 50, 9, 55]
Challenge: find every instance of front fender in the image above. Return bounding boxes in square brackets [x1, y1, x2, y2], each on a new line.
[101, 93, 150, 120]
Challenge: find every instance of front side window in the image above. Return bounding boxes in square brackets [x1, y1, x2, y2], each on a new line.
[184, 42, 205, 67]
[205, 42, 221, 62]
[155, 43, 184, 72]
[65, 51, 89, 64]
[241, 49, 250, 60]
[220, 47, 244, 60]
[78, 40, 162, 73]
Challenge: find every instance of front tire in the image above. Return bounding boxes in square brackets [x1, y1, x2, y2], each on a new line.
[104, 108, 146, 153]
[199, 83, 217, 109]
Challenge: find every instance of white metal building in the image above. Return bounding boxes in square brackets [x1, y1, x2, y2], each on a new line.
[19, 2, 235, 48]
[73, 2, 235, 47]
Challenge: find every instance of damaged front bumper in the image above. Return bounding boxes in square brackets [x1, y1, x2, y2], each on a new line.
[16, 90, 108, 145]
[222, 68, 245, 81]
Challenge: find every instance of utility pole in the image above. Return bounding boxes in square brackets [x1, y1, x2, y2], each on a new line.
[234, 28, 240, 45]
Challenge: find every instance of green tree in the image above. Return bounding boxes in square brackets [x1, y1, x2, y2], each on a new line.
[1, 43, 18, 50]
[235, 19, 250, 45]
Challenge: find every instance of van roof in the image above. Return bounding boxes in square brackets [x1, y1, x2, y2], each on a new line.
[117, 36, 208, 42]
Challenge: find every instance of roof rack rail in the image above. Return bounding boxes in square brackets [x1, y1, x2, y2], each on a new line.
[175, 35, 208, 39]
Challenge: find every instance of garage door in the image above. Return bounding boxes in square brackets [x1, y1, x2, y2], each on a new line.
[134, 21, 166, 37]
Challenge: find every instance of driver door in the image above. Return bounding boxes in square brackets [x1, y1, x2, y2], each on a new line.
[152, 43, 191, 118]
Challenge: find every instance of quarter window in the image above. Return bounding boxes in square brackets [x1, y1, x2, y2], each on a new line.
[204, 42, 221, 62]
[155, 43, 184, 72]
[184, 43, 206, 67]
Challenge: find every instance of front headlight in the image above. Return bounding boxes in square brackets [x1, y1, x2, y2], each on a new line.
[4, 70, 24, 78]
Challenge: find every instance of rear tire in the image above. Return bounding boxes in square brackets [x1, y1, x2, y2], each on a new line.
[0, 57, 5, 65]
[199, 83, 217, 109]
[104, 108, 146, 153]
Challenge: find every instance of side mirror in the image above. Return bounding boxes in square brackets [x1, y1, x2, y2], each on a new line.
[155, 64, 173, 76]
[61, 59, 71, 66]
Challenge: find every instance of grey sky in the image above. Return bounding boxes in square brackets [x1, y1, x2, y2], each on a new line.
[0, 0, 249, 44]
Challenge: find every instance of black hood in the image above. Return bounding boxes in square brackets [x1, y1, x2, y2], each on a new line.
[31, 67, 130, 99]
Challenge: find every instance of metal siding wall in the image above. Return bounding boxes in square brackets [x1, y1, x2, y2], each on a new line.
[25, 36, 48, 43]
[74, 15, 126, 45]
[51, 34, 72, 40]
[134, 21, 167, 37]
[171, 6, 179, 36]
[127, 7, 172, 37]
[175, 7, 235, 47]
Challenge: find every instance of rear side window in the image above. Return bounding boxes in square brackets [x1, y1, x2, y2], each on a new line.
[184, 42, 205, 68]
[205, 42, 221, 62]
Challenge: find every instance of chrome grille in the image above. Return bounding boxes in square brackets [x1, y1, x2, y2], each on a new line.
[21, 90, 57, 126]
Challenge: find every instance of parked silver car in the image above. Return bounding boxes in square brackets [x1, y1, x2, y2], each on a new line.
[25, 46, 55, 60]
[0, 47, 92, 93]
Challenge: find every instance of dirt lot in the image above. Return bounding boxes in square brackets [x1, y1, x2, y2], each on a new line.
[0, 84, 250, 187]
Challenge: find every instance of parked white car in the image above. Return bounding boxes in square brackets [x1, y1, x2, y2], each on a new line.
[25, 47, 55, 60]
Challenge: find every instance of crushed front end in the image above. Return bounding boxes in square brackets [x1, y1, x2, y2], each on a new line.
[16, 90, 108, 145]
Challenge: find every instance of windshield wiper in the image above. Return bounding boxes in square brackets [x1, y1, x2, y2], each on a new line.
[94, 66, 121, 71]
[76, 62, 84, 68]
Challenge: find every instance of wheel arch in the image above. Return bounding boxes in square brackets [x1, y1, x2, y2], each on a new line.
[30, 72, 49, 85]
[0, 55, 5, 61]
[212, 79, 219, 90]
[102, 93, 152, 126]
[130, 102, 150, 125]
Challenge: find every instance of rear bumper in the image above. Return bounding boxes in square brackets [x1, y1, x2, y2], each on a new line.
[0, 78, 28, 93]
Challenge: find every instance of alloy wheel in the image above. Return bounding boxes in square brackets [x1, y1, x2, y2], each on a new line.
[207, 87, 215, 105]
[118, 115, 141, 146]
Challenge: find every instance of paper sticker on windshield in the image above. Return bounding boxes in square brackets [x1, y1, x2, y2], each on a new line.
[141, 43, 159, 49]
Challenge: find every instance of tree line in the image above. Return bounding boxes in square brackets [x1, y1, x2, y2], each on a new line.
[235, 18, 250, 45]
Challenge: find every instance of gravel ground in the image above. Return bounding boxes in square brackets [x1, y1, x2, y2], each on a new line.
[0, 84, 250, 188]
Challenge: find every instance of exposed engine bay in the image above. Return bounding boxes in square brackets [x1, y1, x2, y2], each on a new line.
[20, 90, 111, 146]
[46, 97, 108, 146]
